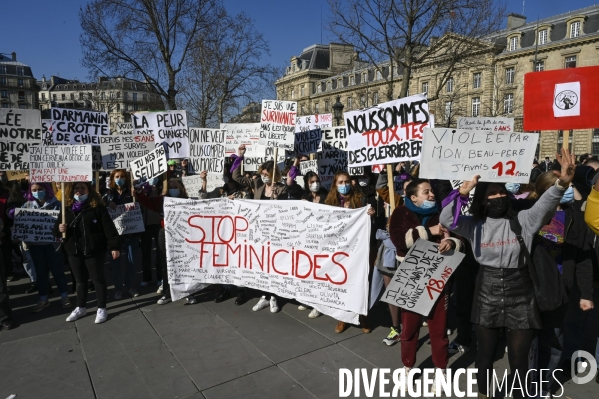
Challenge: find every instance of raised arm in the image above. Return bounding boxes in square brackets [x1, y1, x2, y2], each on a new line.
[439, 178, 478, 241]
[232, 145, 256, 190]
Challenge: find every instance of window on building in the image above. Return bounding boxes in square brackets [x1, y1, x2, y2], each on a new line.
[316, 84, 322, 94]
[18, 91, 25, 100]
[1, 103, 8, 108]
[132, 83, 137, 90]
[0, 77, 6, 85]
[534, 61, 545, 71]
[350, 75, 355, 86]
[472, 97, 480, 117]
[373, 92, 379, 104]
[18, 104, 26, 109]
[376, 70, 382, 80]
[445, 101, 452, 121]
[446, 77, 454, 93]
[300, 85, 305, 96]
[301, 105, 305, 115]
[79, 93, 84, 100]
[592, 129, 599, 156]
[505, 67, 515, 84]
[473, 73, 481, 89]
[133, 93, 138, 102]
[143, 94, 147, 102]
[1, 90, 8, 98]
[101, 92, 105, 100]
[362, 72, 367, 83]
[360, 95, 365, 107]
[338, 78, 343, 89]
[17, 79, 24, 87]
[17, 67, 24, 76]
[325, 100, 330, 112]
[70, 93, 75, 100]
[565, 56, 577, 68]
[422, 82, 429, 95]
[124, 92, 129, 99]
[347, 97, 353, 109]
[509, 36, 518, 51]
[117, 92, 121, 99]
[100, 104, 105, 112]
[61, 94, 66, 100]
[290, 89, 294, 99]
[117, 104, 120, 112]
[109, 92, 114, 99]
[557, 130, 573, 152]
[41, 93, 46, 101]
[538, 29, 548, 44]
[52, 94, 56, 101]
[315, 103, 319, 113]
[570, 21, 581, 38]
[504, 93, 514, 114]
[133, 104, 139, 111]
[0, 66, 6, 74]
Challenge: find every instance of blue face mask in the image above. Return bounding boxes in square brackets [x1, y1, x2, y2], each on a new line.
[115, 178, 126, 187]
[169, 188, 180, 197]
[148, 177, 159, 186]
[560, 186, 574, 204]
[74, 194, 88, 203]
[337, 184, 350, 195]
[32, 190, 46, 200]
[420, 200, 436, 209]
[505, 183, 520, 194]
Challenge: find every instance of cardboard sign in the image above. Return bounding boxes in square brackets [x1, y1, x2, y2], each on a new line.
[344, 94, 431, 167]
[133, 110, 190, 158]
[100, 134, 155, 170]
[12, 208, 60, 243]
[419, 128, 539, 183]
[287, 128, 322, 156]
[188, 128, 225, 191]
[457, 117, 514, 132]
[381, 239, 464, 316]
[182, 175, 204, 199]
[220, 123, 253, 156]
[50, 108, 109, 145]
[258, 100, 297, 150]
[163, 197, 370, 324]
[299, 160, 319, 175]
[243, 144, 286, 172]
[0, 109, 42, 171]
[7, 170, 28, 180]
[28, 145, 93, 183]
[295, 114, 332, 133]
[130, 145, 167, 181]
[107, 202, 145, 235]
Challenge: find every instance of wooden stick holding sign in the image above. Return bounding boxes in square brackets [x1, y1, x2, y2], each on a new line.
[386, 164, 396, 210]
[61, 182, 66, 239]
[130, 171, 136, 202]
[95, 171, 100, 193]
[272, 147, 278, 191]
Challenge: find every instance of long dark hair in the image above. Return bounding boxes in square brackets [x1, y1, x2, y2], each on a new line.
[469, 182, 515, 221]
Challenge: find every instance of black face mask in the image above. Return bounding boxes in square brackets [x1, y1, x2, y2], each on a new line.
[485, 197, 508, 218]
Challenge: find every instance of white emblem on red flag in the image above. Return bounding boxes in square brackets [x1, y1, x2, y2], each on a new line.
[553, 82, 580, 117]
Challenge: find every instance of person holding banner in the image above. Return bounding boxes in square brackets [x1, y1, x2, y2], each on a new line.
[439, 149, 577, 399]
[300, 171, 328, 204]
[102, 170, 140, 300]
[325, 171, 375, 333]
[20, 183, 71, 312]
[388, 179, 463, 390]
[55, 182, 121, 324]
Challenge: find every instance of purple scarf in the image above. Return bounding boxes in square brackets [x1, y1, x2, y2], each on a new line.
[441, 189, 470, 229]
[72, 200, 87, 213]
[230, 154, 243, 172]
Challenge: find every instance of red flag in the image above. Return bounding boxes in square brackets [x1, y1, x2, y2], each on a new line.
[524, 65, 599, 130]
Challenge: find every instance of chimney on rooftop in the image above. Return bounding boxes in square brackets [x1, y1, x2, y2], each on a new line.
[507, 13, 527, 30]
[11, 52, 16, 61]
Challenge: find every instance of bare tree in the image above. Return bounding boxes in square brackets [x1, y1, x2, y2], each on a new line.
[79, 0, 223, 110]
[328, 0, 505, 101]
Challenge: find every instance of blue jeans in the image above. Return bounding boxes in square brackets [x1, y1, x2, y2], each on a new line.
[595, 337, 599, 368]
[28, 244, 67, 300]
[110, 235, 139, 292]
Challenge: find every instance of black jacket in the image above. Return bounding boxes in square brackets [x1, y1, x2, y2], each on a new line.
[102, 188, 134, 206]
[53, 205, 121, 257]
[301, 188, 329, 203]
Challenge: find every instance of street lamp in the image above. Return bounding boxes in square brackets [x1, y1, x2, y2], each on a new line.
[332, 95, 344, 126]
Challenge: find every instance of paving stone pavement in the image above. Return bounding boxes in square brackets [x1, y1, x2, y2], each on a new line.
[1, 265, 598, 399]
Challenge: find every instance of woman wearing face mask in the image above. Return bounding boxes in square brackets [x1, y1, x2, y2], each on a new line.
[139, 176, 164, 288]
[136, 178, 196, 305]
[388, 179, 463, 390]
[54, 182, 121, 324]
[180, 158, 194, 177]
[102, 169, 140, 300]
[301, 171, 328, 203]
[325, 172, 376, 333]
[440, 149, 576, 399]
[21, 183, 71, 312]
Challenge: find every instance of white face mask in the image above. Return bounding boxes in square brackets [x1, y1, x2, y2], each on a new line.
[261, 175, 271, 184]
[358, 178, 369, 187]
[309, 182, 320, 192]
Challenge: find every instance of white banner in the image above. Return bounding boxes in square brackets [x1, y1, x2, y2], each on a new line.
[295, 114, 332, 133]
[182, 175, 204, 199]
[133, 110, 190, 158]
[163, 197, 371, 323]
[28, 145, 93, 183]
[12, 208, 60, 243]
[188, 128, 225, 191]
[381, 239, 464, 316]
[221, 123, 253, 156]
[107, 202, 145, 235]
[553, 82, 581, 117]
[130, 145, 167, 181]
[50, 108, 109, 145]
[100, 134, 155, 170]
[258, 100, 297, 150]
[0, 109, 42, 171]
[419, 128, 539, 183]
[457, 117, 514, 132]
[344, 94, 431, 167]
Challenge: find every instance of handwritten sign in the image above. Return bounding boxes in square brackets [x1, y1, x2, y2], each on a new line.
[50, 108, 109, 145]
[299, 160, 319, 175]
[419, 128, 539, 183]
[381, 239, 464, 316]
[28, 145, 93, 182]
[295, 114, 332, 133]
[344, 94, 431, 167]
[244, 144, 286, 172]
[133, 110, 190, 158]
[130, 145, 167, 181]
[7, 170, 28, 180]
[188, 128, 225, 191]
[163, 197, 370, 324]
[41, 119, 55, 145]
[182, 175, 204, 199]
[0, 109, 42, 171]
[258, 100, 297, 150]
[457, 117, 514, 132]
[107, 202, 145, 235]
[115, 122, 134, 135]
[100, 134, 155, 170]
[288, 128, 322, 156]
[12, 208, 60, 243]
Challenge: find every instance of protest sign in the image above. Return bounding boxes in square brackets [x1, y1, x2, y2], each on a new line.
[300, 160, 319, 175]
[40, 118, 102, 171]
[258, 100, 297, 150]
[188, 128, 225, 191]
[182, 175, 204, 199]
[28, 145, 93, 183]
[7, 170, 28, 180]
[100, 134, 155, 170]
[243, 144, 286, 172]
[12, 208, 60, 243]
[381, 239, 464, 316]
[50, 108, 109, 145]
[0, 109, 42, 171]
[419, 128, 539, 183]
[163, 197, 370, 323]
[0, 141, 37, 171]
[115, 122, 134, 135]
[107, 202, 145, 235]
[130, 145, 167, 181]
[133, 110, 190, 158]
[287, 128, 322, 156]
[344, 94, 431, 167]
[41, 119, 55, 145]
[295, 114, 332, 133]
[221, 123, 253, 156]
[457, 117, 514, 132]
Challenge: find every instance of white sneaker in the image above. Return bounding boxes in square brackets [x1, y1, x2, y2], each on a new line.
[396, 366, 411, 393]
[128, 288, 139, 297]
[422, 321, 428, 327]
[431, 368, 448, 396]
[114, 290, 122, 300]
[95, 308, 108, 324]
[270, 297, 279, 313]
[252, 296, 269, 311]
[156, 281, 163, 294]
[157, 296, 171, 305]
[446, 328, 452, 336]
[308, 308, 321, 318]
[140, 281, 150, 287]
[66, 307, 87, 322]
[298, 305, 307, 311]
[186, 296, 197, 304]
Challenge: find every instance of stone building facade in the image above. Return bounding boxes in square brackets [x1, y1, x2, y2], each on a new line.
[0, 52, 39, 110]
[275, 5, 599, 159]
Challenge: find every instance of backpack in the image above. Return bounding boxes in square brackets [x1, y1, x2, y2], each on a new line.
[508, 217, 568, 312]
